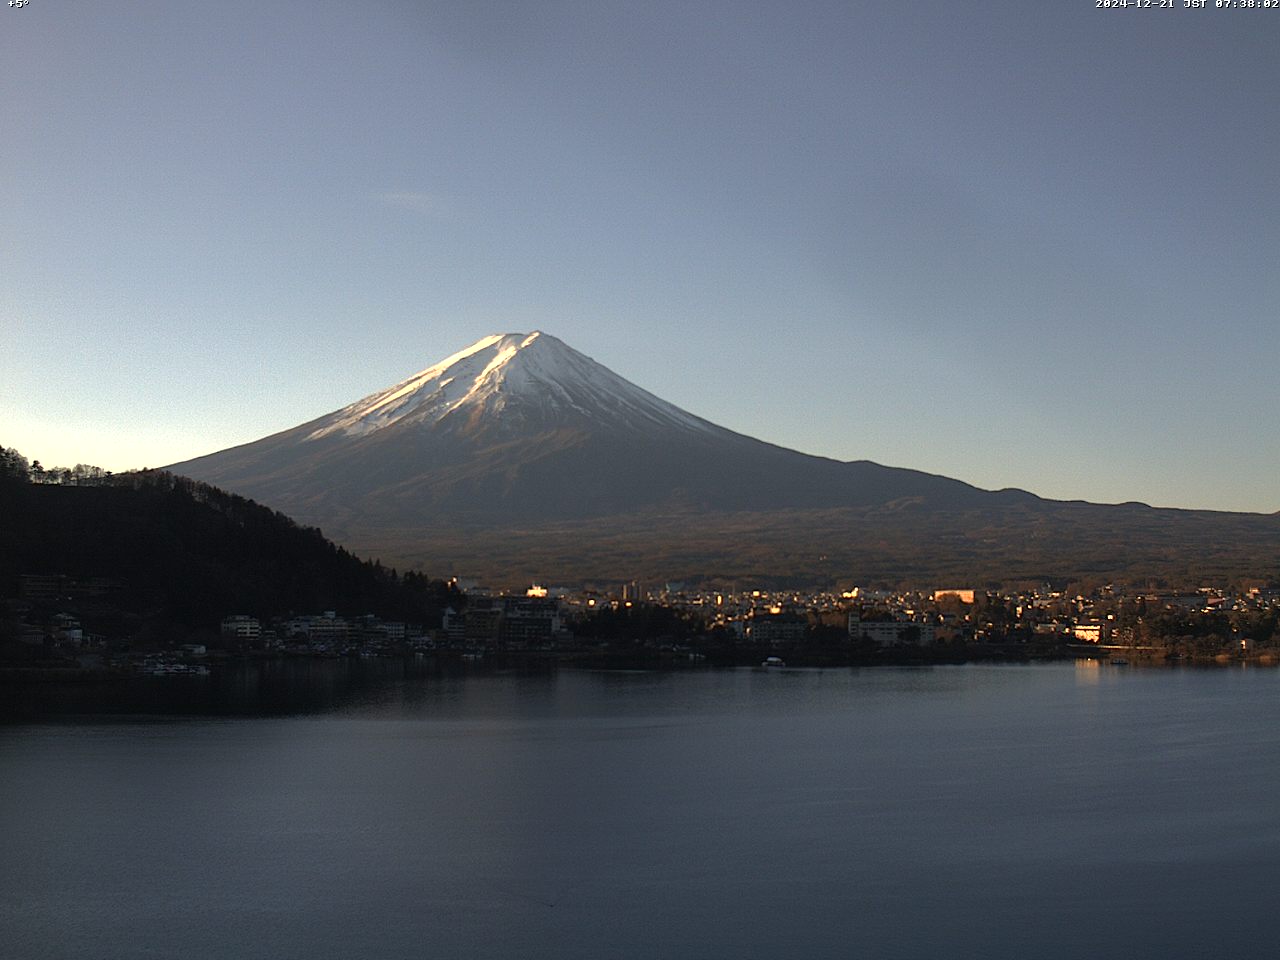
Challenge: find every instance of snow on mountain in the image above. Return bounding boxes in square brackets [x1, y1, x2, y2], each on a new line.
[161, 331, 1280, 584]
[167, 329, 1004, 535]
[307, 331, 716, 441]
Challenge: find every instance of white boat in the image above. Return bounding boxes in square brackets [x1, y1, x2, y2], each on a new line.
[761, 656, 786, 668]
[141, 660, 210, 676]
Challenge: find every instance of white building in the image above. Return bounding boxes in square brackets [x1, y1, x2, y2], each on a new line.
[221, 615, 260, 641]
[852, 620, 936, 647]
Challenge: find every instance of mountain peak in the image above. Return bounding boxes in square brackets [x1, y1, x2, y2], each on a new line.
[163, 334, 1280, 585]
[305, 331, 715, 441]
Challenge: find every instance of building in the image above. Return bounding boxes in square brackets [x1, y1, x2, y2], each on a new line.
[500, 596, 564, 645]
[1071, 623, 1107, 643]
[463, 603, 502, 643]
[221, 615, 261, 642]
[442, 606, 466, 643]
[50, 613, 84, 647]
[853, 620, 936, 647]
[307, 612, 349, 644]
[749, 612, 807, 645]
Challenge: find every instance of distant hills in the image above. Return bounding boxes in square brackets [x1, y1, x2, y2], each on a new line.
[166, 333, 1280, 587]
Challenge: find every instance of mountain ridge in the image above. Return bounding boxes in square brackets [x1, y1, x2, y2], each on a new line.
[170, 331, 1015, 523]
[167, 332, 1280, 584]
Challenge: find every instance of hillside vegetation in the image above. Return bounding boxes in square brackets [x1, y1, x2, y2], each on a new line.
[0, 447, 458, 639]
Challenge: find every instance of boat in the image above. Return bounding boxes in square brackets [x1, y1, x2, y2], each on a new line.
[139, 660, 210, 677]
[761, 656, 786, 668]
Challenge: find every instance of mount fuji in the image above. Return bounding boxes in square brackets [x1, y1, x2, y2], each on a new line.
[168, 332, 1280, 584]
[170, 331, 1004, 521]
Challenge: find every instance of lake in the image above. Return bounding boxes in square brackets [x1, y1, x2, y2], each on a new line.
[3, 661, 1279, 959]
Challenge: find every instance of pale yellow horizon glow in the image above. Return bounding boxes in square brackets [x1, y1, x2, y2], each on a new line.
[2, 414, 238, 474]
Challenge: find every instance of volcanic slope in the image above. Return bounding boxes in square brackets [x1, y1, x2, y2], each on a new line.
[168, 332, 1280, 584]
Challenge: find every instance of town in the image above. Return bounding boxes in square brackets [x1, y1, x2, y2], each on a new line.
[6, 573, 1280, 677]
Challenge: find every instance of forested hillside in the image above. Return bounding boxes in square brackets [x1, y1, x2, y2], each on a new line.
[0, 446, 458, 633]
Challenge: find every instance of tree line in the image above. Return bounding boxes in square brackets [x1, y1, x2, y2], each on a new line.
[1, 445, 114, 486]
[1, 444, 462, 638]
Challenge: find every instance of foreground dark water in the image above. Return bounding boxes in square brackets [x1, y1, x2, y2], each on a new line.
[3, 661, 1280, 959]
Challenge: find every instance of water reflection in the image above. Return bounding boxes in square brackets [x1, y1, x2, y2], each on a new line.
[3, 659, 1063, 723]
[5, 663, 1280, 959]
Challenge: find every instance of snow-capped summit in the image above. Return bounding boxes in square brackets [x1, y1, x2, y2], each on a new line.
[163, 332, 1275, 585]
[307, 331, 715, 441]
[168, 330, 998, 549]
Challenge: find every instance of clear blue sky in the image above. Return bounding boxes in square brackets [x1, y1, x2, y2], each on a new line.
[3, 1, 1277, 512]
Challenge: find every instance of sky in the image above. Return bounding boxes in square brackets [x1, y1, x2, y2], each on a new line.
[3, 0, 1277, 513]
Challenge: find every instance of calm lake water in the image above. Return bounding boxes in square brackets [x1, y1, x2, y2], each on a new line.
[3, 661, 1280, 959]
